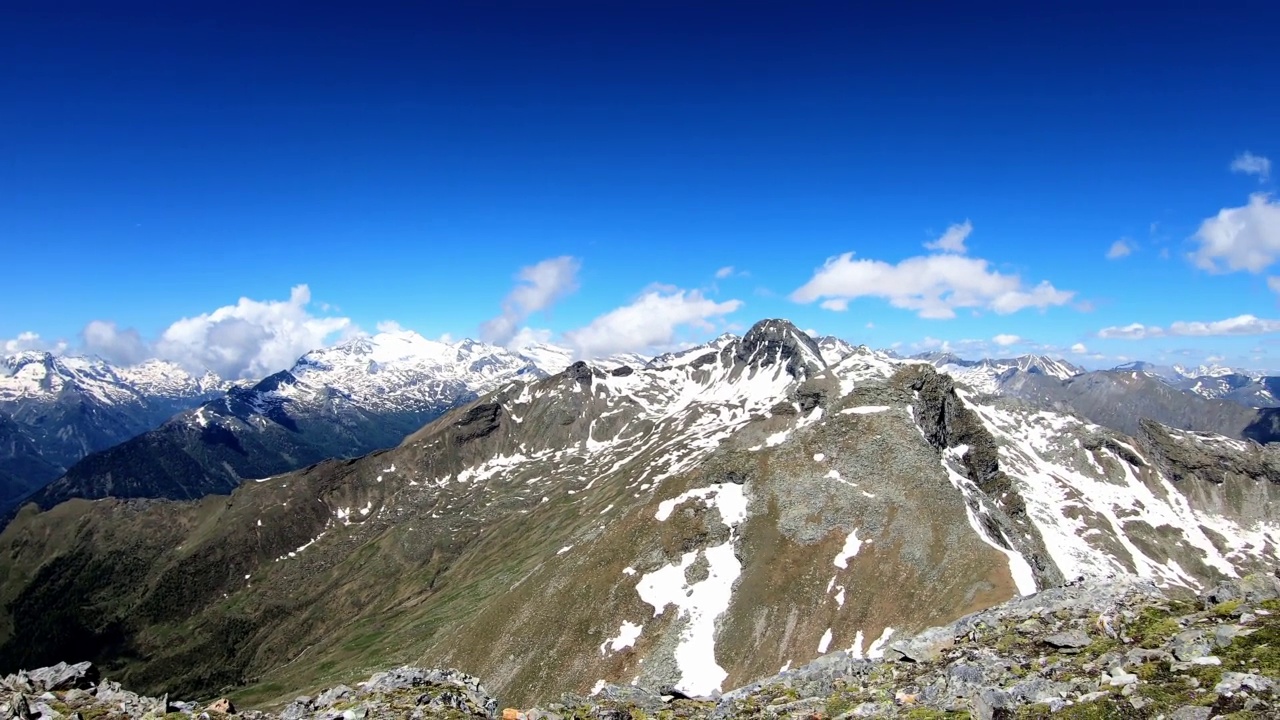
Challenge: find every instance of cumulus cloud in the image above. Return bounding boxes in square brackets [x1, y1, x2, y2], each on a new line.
[1191, 193, 1280, 273]
[376, 320, 405, 333]
[2, 331, 66, 355]
[481, 256, 581, 346]
[992, 334, 1022, 347]
[565, 288, 742, 358]
[924, 220, 973, 254]
[1106, 239, 1134, 260]
[1231, 151, 1271, 180]
[1070, 342, 1088, 354]
[1098, 314, 1280, 340]
[1097, 323, 1163, 340]
[715, 266, 736, 279]
[791, 252, 1074, 319]
[82, 321, 151, 366]
[508, 326, 554, 349]
[155, 284, 354, 379]
[1168, 314, 1280, 336]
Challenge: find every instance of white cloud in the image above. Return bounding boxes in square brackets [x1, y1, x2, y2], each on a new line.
[1168, 314, 1280, 337]
[992, 334, 1022, 347]
[1097, 322, 1163, 340]
[1269, 277, 1280, 295]
[1070, 342, 1088, 354]
[508, 326, 553, 348]
[1106, 239, 1133, 260]
[375, 320, 405, 333]
[791, 252, 1074, 319]
[924, 220, 972, 254]
[81, 321, 150, 366]
[1098, 313, 1280, 340]
[481, 256, 581, 346]
[715, 266, 736, 279]
[1191, 193, 1280, 273]
[1231, 151, 1271, 180]
[564, 288, 741, 358]
[2, 331, 66, 355]
[155, 284, 354, 379]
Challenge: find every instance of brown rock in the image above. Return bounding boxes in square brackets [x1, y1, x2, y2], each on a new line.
[208, 698, 236, 714]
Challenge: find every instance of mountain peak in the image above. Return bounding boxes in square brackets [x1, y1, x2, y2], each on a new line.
[735, 318, 827, 378]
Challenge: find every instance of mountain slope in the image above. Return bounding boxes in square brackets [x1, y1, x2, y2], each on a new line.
[23, 332, 545, 511]
[995, 368, 1280, 443]
[0, 414, 60, 511]
[0, 319, 1275, 710]
[0, 353, 225, 511]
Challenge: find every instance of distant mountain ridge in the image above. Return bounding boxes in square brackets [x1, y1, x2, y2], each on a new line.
[1109, 361, 1280, 409]
[24, 331, 557, 511]
[0, 352, 227, 512]
[914, 351, 1084, 394]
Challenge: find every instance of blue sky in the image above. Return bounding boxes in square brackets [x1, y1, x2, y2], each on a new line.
[3, 2, 1279, 377]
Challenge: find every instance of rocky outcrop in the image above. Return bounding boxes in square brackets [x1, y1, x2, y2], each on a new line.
[1138, 419, 1280, 487]
[7, 575, 1280, 718]
[893, 365, 1066, 590]
[733, 319, 826, 379]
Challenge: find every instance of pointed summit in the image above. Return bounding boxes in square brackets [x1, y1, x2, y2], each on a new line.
[735, 318, 827, 378]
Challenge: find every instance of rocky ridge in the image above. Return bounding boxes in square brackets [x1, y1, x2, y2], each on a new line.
[5, 574, 1280, 719]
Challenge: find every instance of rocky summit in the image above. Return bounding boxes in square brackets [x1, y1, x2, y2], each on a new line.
[5, 574, 1280, 718]
[1, 319, 1279, 716]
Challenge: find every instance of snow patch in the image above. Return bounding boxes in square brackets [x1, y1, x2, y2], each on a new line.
[600, 620, 643, 655]
[841, 405, 890, 415]
[817, 628, 833, 653]
[833, 528, 864, 569]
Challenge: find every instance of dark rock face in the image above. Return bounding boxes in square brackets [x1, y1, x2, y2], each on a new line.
[452, 403, 504, 444]
[734, 319, 827, 379]
[1137, 420, 1280, 486]
[562, 361, 595, 388]
[893, 364, 1065, 590]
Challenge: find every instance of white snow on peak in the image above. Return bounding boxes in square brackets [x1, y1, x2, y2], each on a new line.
[926, 353, 1081, 394]
[515, 343, 576, 375]
[0, 351, 225, 406]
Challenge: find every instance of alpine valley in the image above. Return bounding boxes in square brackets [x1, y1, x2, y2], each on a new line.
[1, 318, 1278, 718]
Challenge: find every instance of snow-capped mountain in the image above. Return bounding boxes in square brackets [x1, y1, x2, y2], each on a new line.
[916, 352, 1083, 394]
[27, 331, 549, 510]
[1173, 362, 1262, 380]
[647, 333, 739, 368]
[3, 318, 1275, 707]
[1109, 360, 1280, 409]
[0, 351, 227, 512]
[1110, 360, 1183, 381]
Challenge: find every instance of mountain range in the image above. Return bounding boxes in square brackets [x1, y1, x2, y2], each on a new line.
[0, 352, 226, 511]
[6, 330, 1277, 520]
[20, 332, 577, 513]
[0, 318, 1275, 711]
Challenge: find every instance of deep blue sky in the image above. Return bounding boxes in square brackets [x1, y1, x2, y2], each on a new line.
[3, 2, 1278, 375]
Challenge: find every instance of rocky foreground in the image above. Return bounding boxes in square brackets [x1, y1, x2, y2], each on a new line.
[5, 575, 1280, 720]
